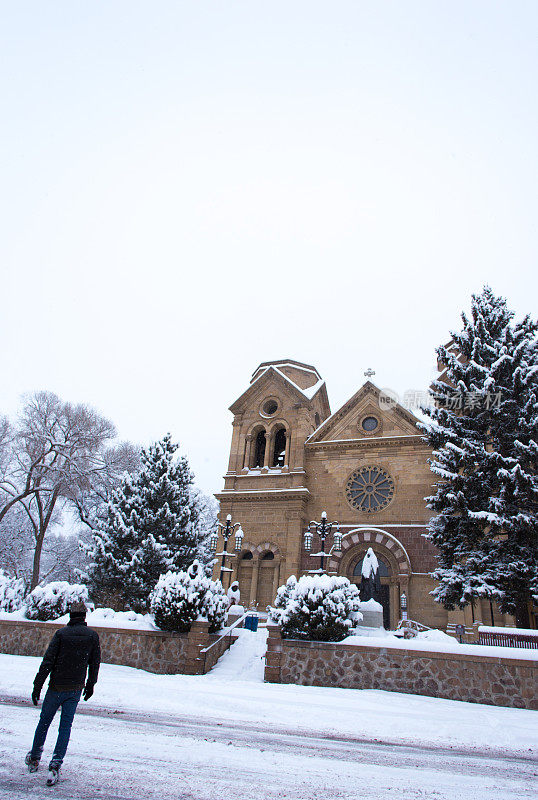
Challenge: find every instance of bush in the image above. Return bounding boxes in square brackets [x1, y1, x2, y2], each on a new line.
[0, 569, 26, 613]
[24, 581, 89, 621]
[268, 574, 362, 642]
[150, 560, 228, 633]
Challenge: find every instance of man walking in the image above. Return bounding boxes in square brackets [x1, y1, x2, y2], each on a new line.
[26, 601, 101, 786]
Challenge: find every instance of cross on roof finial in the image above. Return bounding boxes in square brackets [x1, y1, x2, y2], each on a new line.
[364, 368, 375, 378]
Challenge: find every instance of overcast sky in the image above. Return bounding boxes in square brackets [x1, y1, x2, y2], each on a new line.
[2, 2, 537, 495]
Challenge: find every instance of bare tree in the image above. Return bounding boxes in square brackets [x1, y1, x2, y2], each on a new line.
[70, 440, 140, 530]
[0, 502, 76, 590]
[0, 392, 117, 589]
[0, 503, 35, 586]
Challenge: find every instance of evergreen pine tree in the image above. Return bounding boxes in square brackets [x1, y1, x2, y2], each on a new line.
[84, 472, 144, 609]
[135, 434, 205, 577]
[86, 434, 211, 612]
[421, 286, 538, 627]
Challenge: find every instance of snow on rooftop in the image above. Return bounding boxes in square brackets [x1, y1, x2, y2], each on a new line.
[252, 361, 321, 380]
[249, 365, 325, 403]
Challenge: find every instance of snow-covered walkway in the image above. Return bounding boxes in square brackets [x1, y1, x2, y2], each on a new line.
[206, 627, 267, 682]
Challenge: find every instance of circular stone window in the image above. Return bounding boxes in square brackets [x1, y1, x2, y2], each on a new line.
[361, 416, 379, 432]
[262, 399, 278, 416]
[346, 467, 394, 513]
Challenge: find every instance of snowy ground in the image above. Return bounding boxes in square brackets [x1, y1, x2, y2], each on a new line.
[1, 629, 537, 799]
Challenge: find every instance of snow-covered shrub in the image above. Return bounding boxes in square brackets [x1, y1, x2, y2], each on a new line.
[268, 574, 363, 642]
[0, 569, 26, 613]
[24, 581, 89, 621]
[150, 560, 228, 633]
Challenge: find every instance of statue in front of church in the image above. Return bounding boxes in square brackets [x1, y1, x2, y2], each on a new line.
[360, 547, 382, 602]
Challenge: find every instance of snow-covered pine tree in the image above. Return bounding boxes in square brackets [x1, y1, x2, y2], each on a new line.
[86, 434, 211, 612]
[421, 286, 538, 627]
[135, 434, 206, 577]
[84, 471, 144, 609]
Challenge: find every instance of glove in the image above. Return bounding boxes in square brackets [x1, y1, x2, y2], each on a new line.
[31, 688, 40, 706]
[83, 684, 94, 701]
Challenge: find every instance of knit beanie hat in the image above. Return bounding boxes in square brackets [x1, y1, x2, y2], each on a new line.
[69, 601, 87, 617]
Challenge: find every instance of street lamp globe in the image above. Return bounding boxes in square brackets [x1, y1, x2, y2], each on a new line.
[234, 526, 244, 551]
[333, 530, 343, 552]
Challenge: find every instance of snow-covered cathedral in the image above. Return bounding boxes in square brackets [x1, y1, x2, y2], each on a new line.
[214, 359, 518, 631]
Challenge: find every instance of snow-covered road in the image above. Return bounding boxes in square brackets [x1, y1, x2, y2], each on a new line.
[1, 700, 537, 800]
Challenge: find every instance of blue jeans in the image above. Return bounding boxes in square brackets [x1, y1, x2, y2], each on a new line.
[30, 688, 82, 767]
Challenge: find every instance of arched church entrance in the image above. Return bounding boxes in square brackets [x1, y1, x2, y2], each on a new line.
[255, 543, 280, 612]
[350, 554, 391, 629]
[328, 528, 411, 630]
[256, 551, 276, 610]
[237, 549, 254, 607]
[235, 542, 281, 611]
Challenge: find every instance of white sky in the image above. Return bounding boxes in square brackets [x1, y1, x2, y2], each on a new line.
[1, 2, 537, 495]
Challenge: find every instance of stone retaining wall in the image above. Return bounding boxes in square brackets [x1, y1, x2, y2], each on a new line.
[264, 625, 537, 709]
[0, 619, 235, 675]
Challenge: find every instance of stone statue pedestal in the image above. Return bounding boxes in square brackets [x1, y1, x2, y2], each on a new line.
[227, 604, 245, 627]
[357, 599, 384, 629]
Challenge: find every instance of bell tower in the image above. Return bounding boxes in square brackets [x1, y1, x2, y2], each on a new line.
[214, 359, 330, 607]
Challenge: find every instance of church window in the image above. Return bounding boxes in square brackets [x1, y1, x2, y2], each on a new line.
[314, 412, 320, 428]
[362, 416, 378, 432]
[346, 467, 395, 513]
[242, 551, 253, 560]
[261, 551, 274, 560]
[353, 555, 390, 577]
[252, 429, 266, 467]
[262, 399, 278, 416]
[271, 427, 287, 467]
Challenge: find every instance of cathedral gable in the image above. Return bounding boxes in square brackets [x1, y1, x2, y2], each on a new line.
[229, 367, 306, 416]
[230, 363, 330, 422]
[308, 381, 420, 442]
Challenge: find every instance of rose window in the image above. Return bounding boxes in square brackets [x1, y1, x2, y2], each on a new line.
[346, 467, 394, 513]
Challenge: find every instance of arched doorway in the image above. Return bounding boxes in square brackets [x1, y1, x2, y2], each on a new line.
[256, 551, 276, 611]
[350, 554, 391, 628]
[236, 543, 281, 611]
[237, 550, 254, 606]
[329, 529, 412, 630]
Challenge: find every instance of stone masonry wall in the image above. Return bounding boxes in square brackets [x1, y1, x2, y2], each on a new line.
[0, 619, 234, 676]
[264, 625, 537, 710]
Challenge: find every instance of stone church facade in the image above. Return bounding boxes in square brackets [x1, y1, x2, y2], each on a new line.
[214, 359, 509, 631]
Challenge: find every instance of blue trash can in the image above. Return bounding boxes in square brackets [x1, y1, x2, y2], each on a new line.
[245, 614, 259, 632]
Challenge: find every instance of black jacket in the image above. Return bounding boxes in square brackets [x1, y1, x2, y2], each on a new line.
[34, 620, 101, 693]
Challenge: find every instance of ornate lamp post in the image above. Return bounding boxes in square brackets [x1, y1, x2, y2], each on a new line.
[400, 591, 408, 621]
[209, 514, 244, 585]
[303, 511, 342, 573]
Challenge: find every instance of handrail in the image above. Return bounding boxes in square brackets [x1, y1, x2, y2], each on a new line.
[199, 610, 251, 654]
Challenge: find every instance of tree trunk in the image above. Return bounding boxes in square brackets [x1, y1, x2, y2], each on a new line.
[31, 535, 44, 590]
[514, 596, 530, 629]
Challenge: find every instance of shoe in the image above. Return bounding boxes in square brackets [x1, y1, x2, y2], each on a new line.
[25, 752, 39, 773]
[46, 766, 60, 786]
